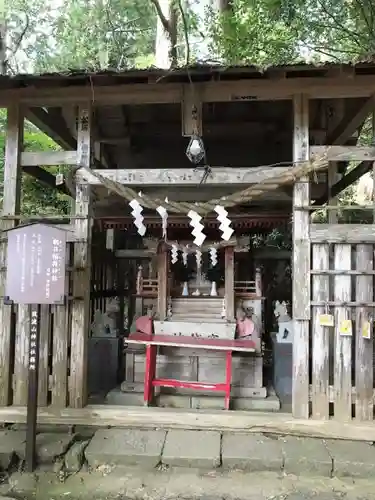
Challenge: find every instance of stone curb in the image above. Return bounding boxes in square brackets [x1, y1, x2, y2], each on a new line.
[2, 427, 375, 479]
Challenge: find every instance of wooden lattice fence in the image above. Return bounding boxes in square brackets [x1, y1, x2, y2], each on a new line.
[310, 234, 375, 421]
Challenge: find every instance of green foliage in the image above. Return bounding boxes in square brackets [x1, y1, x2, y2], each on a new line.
[206, 0, 300, 67]
[0, 114, 70, 216]
[5, 0, 156, 73]
[4, 0, 375, 225]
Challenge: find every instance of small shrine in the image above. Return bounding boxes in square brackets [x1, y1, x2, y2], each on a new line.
[116, 211, 285, 409]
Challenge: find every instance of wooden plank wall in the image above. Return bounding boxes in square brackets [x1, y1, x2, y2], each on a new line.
[310, 241, 375, 421]
[292, 95, 375, 422]
[0, 228, 114, 408]
[0, 243, 74, 407]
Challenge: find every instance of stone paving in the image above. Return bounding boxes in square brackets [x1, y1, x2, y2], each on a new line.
[2, 426, 375, 483]
[83, 427, 375, 478]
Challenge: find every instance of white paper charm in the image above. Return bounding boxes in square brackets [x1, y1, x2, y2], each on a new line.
[182, 246, 188, 266]
[209, 247, 218, 266]
[171, 244, 178, 264]
[214, 205, 234, 241]
[195, 250, 202, 269]
[129, 199, 146, 236]
[187, 210, 206, 246]
[156, 205, 168, 238]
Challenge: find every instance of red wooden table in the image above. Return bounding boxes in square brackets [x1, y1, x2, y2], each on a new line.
[125, 333, 256, 410]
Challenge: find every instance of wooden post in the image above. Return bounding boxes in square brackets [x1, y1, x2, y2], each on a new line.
[52, 247, 70, 407]
[0, 104, 23, 405]
[181, 87, 202, 137]
[311, 244, 330, 419]
[333, 244, 352, 421]
[224, 246, 235, 321]
[327, 100, 344, 224]
[292, 94, 310, 419]
[70, 105, 93, 408]
[355, 245, 373, 420]
[157, 243, 168, 321]
[255, 267, 262, 297]
[37, 305, 51, 406]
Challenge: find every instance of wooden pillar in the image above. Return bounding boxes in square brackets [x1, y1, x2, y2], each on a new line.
[70, 105, 93, 408]
[292, 94, 311, 419]
[327, 100, 344, 224]
[0, 104, 23, 405]
[224, 246, 235, 321]
[181, 86, 202, 137]
[157, 243, 168, 321]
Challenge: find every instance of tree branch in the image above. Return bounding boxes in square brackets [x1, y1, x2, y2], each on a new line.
[150, 0, 170, 32]
[178, 0, 190, 66]
[10, 14, 30, 56]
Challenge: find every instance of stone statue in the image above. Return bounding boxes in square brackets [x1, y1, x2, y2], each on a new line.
[274, 300, 293, 344]
[235, 299, 261, 347]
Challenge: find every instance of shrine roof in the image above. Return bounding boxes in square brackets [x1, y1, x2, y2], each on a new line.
[2, 61, 375, 90]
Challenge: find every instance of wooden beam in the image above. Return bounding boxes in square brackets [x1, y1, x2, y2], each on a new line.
[4, 76, 375, 106]
[25, 107, 77, 150]
[181, 86, 202, 136]
[69, 105, 93, 408]
[22, 165, 71, 196]
[310, 224, 375, 243]
[116, 249, 157, 258]
[326, 95, 375, 145]
[97, 121, 294, 142]
[292, 94, 310, 419]
[0, 104, 23, 406]
[315, 160, 372, 206]
[77, 166, 294, 186]
[311, 146, 375, 162]
[0, 404, 375, 441]
[21, 151, 78, 167]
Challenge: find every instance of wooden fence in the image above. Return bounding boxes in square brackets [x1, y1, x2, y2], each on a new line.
[0, 229, 115, 408]
[304, 225, 375, 421]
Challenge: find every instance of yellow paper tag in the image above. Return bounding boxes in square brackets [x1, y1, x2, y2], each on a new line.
[362, 321, 371, 339]
[339, 319, 352, 336]
[319, 314, 334, 327]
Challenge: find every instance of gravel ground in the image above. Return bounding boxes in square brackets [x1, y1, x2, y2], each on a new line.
[3, 467, 375, 500]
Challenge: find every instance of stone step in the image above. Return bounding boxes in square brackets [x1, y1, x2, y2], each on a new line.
[172, 309, 223, 317]
[172, 298, 222, 304]
[172, 302, 223, 313]
[105, 387, 279, 412]
[171, 315, 225, 323]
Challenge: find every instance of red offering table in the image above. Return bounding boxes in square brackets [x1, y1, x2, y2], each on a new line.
[125, 333, 256, 410]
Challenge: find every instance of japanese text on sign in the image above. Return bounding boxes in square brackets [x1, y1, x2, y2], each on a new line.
[5, 224, 67, 305]
[29, 310, 38, 371]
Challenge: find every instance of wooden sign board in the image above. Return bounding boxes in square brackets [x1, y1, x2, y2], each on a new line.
[5, 223, 67, 305]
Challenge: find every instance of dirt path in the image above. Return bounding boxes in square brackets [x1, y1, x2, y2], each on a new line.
[4, 467, 375, 500]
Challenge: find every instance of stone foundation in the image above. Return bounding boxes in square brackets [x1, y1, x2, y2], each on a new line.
[2, 426, 375, 480]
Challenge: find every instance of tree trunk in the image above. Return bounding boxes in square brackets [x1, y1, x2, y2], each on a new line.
[153, 0, 178, 68]
[0, 23, 6, 75]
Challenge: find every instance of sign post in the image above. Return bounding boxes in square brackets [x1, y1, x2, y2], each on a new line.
[26, 303, 41, 472]
[5, 223, 67, 472]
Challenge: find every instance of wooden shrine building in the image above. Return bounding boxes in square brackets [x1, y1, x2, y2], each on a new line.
[1, 62, 375, 432]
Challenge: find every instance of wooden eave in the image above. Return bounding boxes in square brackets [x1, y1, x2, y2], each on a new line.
[96, 213, 290, 231]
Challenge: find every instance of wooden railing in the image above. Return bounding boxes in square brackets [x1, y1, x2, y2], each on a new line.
[234, 281, 257, 296]
[136, 265, 262, 298]
[234, 268, 262, 298]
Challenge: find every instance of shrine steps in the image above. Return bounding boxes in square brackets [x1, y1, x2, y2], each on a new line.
[167, 297, 231, 334]
[172, 297, 222, 309]
[167, 316, 227, 323]
[105, 386, 280, 412]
